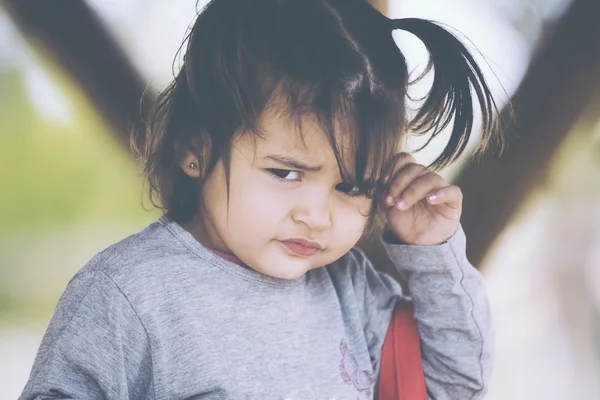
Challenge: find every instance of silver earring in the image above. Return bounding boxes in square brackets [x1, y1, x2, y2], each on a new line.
[189, 162, 197, 169]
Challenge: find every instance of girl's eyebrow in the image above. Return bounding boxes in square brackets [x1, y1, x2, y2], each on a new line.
[264, 154, 381, 190]
[263, 154, 323, 172]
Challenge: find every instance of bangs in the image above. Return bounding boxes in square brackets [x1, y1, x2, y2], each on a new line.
[257, 78, 405, 199]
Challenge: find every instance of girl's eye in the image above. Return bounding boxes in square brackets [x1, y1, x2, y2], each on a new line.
[336, 182, 364, 197]
[268, 169, 301, 181]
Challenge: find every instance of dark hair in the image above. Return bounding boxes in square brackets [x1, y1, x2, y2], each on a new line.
[133, 0, 502, 231]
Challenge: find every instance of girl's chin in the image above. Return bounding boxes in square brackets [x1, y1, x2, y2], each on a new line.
[252, 257, 316, 280]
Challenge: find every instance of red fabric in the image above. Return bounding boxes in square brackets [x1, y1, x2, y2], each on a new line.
[377, 302, 427, 400]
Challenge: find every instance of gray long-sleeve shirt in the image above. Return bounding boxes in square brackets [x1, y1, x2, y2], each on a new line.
[19, 217, 493, 399]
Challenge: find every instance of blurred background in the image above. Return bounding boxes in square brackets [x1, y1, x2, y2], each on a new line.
[1, 0, 599, 398]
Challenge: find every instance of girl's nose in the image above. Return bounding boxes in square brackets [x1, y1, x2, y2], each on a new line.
[291, 203, 332, 231]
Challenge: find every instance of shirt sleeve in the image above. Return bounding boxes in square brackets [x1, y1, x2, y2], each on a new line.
[381, 224, 494, 400]
[19, 270, 155, 400]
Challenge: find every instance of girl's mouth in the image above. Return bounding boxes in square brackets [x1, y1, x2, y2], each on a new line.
[279, 238, 323, 257]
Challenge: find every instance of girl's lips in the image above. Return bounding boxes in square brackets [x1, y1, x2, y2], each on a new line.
[280, 239, 322, 257]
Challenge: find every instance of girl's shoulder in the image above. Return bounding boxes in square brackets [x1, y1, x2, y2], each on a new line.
[69, 217, 212, 300]
[87, 218, 188, 273]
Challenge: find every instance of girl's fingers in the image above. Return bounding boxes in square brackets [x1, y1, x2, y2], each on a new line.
[394, 171, 447, 210]
[384, 152, 416, 180]
[383, 153, 427, 206]
[383, 152, 419, 187]
[385, 163, 428, 205]
[426, 184, 463, 209]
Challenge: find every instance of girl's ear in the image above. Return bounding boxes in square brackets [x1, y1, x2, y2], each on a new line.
[181, 151, 201, 178]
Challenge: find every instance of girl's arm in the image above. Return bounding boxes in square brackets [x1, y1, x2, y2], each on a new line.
[381, 224, 494, 400]
[364, 149, 493, 399]
[19, 270, 154, 400]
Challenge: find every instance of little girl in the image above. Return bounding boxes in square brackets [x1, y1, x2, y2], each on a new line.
[20, 0, 499, 399]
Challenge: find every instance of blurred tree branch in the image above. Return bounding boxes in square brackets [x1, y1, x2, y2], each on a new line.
[455, 0, 600, 266]
[1, 0, 152, 152]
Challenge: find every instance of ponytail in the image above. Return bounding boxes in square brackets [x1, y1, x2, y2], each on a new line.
[392, 18, 503, 169]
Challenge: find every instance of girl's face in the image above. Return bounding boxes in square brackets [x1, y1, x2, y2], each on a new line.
[190, 114, 372, 280]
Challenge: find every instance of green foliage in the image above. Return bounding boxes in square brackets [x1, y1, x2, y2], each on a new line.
[0, 65, 158, 234]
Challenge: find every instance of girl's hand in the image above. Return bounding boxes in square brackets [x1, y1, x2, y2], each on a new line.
[382, 153, 462, 246]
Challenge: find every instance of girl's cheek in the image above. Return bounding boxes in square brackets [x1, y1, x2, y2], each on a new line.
[335, 196, 371, 222]
[260, 184, 298, 210]
[339, 194, 372, 217]
[359, 197, 373, 216]
[333, 204, 369, 246]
